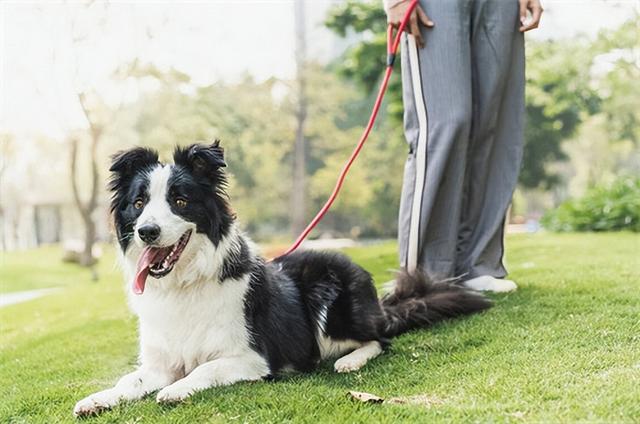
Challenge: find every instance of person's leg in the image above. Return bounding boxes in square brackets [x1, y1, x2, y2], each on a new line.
[398, 0, 473, 280]
[456, 0, 525, 282]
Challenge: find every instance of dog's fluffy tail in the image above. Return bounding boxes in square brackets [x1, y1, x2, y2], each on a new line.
[379, 270, 492, 338]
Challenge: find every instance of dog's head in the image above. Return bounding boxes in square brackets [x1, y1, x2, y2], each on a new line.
[109, 141, 233, 294]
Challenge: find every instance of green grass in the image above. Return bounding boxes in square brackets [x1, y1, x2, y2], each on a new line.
[1, 233, 639, 423]
[0, 245, 110, 294]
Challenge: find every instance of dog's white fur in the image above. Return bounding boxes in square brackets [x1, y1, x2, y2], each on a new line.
[135, 165, 193, 248]
[74, 163, 371, 417]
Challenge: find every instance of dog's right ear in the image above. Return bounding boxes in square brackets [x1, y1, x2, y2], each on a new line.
[108, 147, 159, 212]
[109, 147, 159, 181]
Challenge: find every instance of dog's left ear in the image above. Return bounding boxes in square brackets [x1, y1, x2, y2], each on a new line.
[174, 141, 226, 180]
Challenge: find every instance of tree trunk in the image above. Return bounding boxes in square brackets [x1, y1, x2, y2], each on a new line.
[291, 0, 308, 237]
[81, 211, 98, 280]
[70, 95, 101, 281]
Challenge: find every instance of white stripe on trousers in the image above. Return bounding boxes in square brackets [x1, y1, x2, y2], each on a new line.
[406, 34, 429, 273]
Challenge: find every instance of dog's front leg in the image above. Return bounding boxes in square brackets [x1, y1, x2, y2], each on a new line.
[73, 366, 174, 417]
[156, 353, 269, 403]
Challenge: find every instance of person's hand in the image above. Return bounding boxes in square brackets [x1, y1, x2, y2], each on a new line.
[387, 0, 434, 48]
[519, 0, 543, 32]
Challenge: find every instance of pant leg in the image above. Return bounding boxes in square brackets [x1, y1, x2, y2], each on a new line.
[398, 0, 473, 280]
[456, 0, 525, 278]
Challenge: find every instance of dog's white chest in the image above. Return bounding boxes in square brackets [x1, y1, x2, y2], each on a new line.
[130, 275, 253, 375]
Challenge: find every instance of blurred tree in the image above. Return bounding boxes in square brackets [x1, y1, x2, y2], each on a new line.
[0, 134, 14, 250]
[127, 72, 294, 236]
[558, 16, 640, 199]
[69, 93, 102, 277]
[124, 62, 404, 239]
[70, 90, 127, 279]
[303, 64, 404, 237]
[592, 16, 640, 145]
[325, 0, 401, 122]
[291, 0, 309, 237]
[521, 39, 600, 189]
[0, 134, 12, 186]
[64, 2, 154, 279]
[563, 115, 638, 196]
[67, 3, 110, 279]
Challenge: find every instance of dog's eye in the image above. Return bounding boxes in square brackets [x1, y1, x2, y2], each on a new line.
[175, 198, 188, 208]
[134, 199, 144, 210]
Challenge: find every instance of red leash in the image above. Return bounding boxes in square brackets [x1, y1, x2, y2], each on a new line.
[278, 0, 419, 258]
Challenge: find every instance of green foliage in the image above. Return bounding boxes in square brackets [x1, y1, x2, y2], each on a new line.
[325, 0, 402, 123]
[542, 177, 640, 232]
[521, 40, 600, 189]
[2, 234, 640, 422]
[592, 17, 640, 145]
[129, 76, 295, 234]
[125, 64, 405, 238]
[98, 8, 637, 238]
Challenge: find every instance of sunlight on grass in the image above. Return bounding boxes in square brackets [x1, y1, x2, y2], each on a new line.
[0, 244, 121, 294]
[1, 233, 639, 423]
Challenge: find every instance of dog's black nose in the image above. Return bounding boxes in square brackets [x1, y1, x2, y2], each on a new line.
[138, 224, 161, 243]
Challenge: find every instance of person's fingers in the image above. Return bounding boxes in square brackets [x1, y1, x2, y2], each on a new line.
[520, 0, 543, 32]
[408, 13, 417, 33]
[518, 0, 528, 28]
[410, 14, 424, 48]
[416, 6, 434, 28]
[520, 7, 542, 31]
[530, 3, 543, 27]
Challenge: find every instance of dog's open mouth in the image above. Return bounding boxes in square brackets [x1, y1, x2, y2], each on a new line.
[133, 230, 192, 295]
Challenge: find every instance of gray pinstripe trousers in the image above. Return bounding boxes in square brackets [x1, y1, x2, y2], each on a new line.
[398, 0, 525, 280]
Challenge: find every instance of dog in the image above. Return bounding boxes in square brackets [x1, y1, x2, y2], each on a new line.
[73, 141, 491, 417]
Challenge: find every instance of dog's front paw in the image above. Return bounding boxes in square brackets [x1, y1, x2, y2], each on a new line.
[73, 390, 119, 417]
[334, 356, 366, 373]
[156, 383, 194, 404]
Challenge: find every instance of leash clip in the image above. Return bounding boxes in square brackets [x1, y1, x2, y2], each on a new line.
[386, 25, 397, 67]
[386, 53, 396, 67]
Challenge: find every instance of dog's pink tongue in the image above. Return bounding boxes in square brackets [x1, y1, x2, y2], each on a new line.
[134, 247, 160, 295]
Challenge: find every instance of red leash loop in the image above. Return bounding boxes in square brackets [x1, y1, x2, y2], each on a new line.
[278, 0, 419, 258]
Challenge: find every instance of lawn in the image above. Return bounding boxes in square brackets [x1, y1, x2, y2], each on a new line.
[1, 233, 639, 423]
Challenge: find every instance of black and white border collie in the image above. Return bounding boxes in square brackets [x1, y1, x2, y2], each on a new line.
[73, 142, 491, 417]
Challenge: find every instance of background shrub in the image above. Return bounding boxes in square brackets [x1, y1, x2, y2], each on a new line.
[542, 177, 640, 232]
